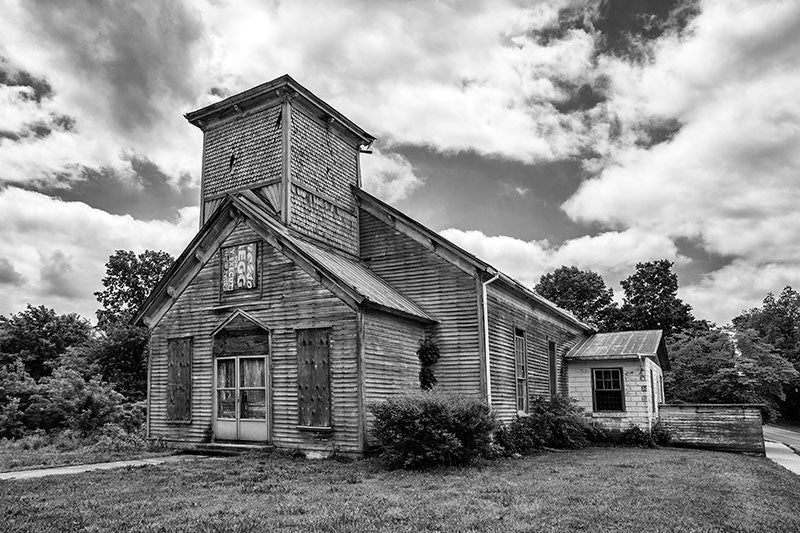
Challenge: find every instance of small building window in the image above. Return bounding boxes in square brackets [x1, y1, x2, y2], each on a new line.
[514, 328, 527, 412]
[221, 242, 258, 292]
[548, 339, 557, 399]
[592, 368, 624, 412]
[167, 337, 193, 421]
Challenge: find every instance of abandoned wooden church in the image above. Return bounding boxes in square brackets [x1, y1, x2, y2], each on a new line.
[134, 75, 669, 455]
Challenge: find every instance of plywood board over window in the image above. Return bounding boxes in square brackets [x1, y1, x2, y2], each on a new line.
[167, 337, 192, 421]
[297, 328, 332, 429]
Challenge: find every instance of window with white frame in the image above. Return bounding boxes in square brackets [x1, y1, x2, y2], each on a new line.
[592, 368, 624, 412]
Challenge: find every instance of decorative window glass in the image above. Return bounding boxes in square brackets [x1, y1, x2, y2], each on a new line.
[593, 368, 624, 412]
[514, 328, 527, 412]
[221, 243, 258, 292]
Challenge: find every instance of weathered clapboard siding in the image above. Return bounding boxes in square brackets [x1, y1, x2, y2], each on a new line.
[201, 105, 283, 224]
[362, 309, 426, 445]
[486, 283, 584, 422]
[289, 104, 360, 255]
[660, 404, 765, 455]
[359, 210, 481, 394]
[149, 223, 361, 453]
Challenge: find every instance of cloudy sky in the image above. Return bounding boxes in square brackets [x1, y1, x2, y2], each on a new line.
[1, 0, 798, 325]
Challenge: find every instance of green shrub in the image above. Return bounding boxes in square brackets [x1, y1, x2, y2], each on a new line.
[620, 424, 655, 447]
[651, 421, 671, 445]
[495, 396, 605, 454]
[92, 423, 146, 452]
[370, 391, 496, 469]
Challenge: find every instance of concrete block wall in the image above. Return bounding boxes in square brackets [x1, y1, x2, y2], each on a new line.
[567, 358, 657, 431]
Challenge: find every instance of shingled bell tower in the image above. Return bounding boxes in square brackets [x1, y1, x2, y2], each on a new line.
[184, 75, 375, 256]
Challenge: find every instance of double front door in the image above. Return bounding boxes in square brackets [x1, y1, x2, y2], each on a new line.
[215, 356, 269, 442]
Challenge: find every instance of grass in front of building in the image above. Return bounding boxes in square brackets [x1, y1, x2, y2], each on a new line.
[2, 446, 799, 532]
[0, 432, 173, 473]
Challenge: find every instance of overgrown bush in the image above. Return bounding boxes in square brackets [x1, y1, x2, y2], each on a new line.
[495, 396, 600, 455]
[651, 421, 671, 445]
[370, 391, 496, 469]
[92, 423, 147, 452]
[0, 360, 126, 438]
[620, 424, 655, 447]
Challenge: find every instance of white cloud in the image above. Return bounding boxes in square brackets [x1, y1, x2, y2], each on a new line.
[0, 187, 197, 320]
[1, 0, 799, 326]
[360, 147, 424, 203]
[562, 0, 800, 322]
[440, 227, 681, 292]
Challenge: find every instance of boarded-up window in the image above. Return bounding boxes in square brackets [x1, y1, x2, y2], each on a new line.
[221, 242, 258, 292]
[514, 328, 527, 412]
[548, 340, 557, 399]
[297, 328, 331, 428]
[593, 368, 624, 412]
[167, 337, 192, 421]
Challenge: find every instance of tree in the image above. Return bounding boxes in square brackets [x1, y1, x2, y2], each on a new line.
[665, 328, 798, 421]
[733, 286, 800, 420]
[535, 266, 616, 328]
[74, 326, 149, 401]
[90, 249, 173, 399]
[94, 250, 174, 330]
[618, 260, 694, 335]
[0, 305, 92, 379]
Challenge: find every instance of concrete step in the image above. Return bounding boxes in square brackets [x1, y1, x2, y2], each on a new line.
[184, 442, 275, 456]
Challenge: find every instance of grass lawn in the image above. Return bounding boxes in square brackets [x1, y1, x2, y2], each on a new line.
[0, 438, 174, 473]
[2, 446, 799, 532]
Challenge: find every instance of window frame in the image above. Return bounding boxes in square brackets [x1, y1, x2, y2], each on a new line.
[548, 339, 557, 399]
[591, 367, 625, 413]
[514, 328, 528, 413]
[220, 241, 259, 294]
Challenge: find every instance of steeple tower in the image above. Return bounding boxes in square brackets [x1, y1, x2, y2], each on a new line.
[185, 75, 375, 256]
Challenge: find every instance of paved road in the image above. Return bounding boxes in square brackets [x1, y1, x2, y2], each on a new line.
[763, 424, 800, 449]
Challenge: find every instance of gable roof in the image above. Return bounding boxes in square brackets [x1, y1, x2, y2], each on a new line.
[352, 185, 593, 333]
[133, 191, 435, 329]
[184, 74, 375, 145]
[566, 330, 669, 369]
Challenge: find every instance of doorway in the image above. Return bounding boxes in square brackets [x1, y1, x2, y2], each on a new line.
[215, 356, 269, 442]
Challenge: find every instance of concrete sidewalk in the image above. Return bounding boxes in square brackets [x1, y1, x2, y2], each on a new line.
[764, 441, 800, 475]
[0, 454, 209, 481]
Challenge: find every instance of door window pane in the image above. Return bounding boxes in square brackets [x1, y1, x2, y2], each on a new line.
[240, 358, 265, 388]
[217, 390, 236, 418]
[241, 389, 266, 419]
[217, 359, 235, 388]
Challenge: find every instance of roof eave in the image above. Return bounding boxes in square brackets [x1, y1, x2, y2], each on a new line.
[184, 74, 375, 144]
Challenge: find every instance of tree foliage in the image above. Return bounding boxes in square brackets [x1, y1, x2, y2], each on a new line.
[733, 286, 800, 419]
[0, 305, 92, 379]
[665, 328, 798, 421]
[617, 260, 694, 335]
[94, 249, 174, 330]
[535, 266, 615, 326]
